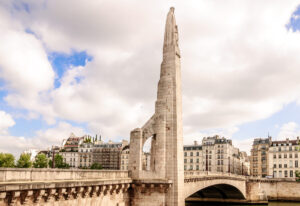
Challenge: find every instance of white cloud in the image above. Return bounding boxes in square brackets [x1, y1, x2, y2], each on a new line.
[277, 121, 300, 140]
[0, 111, 15, 135]
[0, 0, 300, 153]
[0, 121, 86, 157]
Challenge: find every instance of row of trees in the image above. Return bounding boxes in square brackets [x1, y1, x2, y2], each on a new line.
[0, 153, 102, 170]
[0, 153, 51, 168]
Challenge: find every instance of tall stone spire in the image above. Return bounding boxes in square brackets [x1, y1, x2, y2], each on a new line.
[129, 7, 184, 206]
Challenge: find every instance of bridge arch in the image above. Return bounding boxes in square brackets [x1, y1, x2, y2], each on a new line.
[184, 177, 247, 200]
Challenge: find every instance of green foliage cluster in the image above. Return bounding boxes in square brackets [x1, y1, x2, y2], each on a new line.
[296, 171, 300, 181]
[16, 153, 32, 168]
[0, 153, 15, 168]
[33, 154, 48, 168]
[53, 154, 70, 169]
[90, 163, 102, 170]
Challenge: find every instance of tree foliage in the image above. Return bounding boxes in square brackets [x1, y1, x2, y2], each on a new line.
[16, 153, 32, 168]
[33, 153, 48, 168]
[0, 153, 15, 168]
[54, 154, 69, 169]
[90, 163, 102, 170]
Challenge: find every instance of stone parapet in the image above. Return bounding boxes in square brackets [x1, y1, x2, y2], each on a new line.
[0, 168, 129, 182]
[184, 171, 247, 180]
[0, 169, 131, 205]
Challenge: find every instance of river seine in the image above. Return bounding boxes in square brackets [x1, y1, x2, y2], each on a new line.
[186, 202, 300, 206]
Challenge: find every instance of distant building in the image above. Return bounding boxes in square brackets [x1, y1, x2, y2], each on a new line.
[93, 140, 128, 170]
[184, 141, 202, 171]
[250, 137, 271, 177]
[184, 136, 250, 175]
[121, 145, 130, 170]
[60, 133, 84, 168]
[268, 138, 300, 178]
[79, 142, 93, 168]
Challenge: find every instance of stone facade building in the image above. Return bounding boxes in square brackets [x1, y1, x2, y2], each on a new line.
[268, 138, 300, 178]
[93, 140, 128, 170]
[121, 145, 130, 170]
[184, 141, 202, 171]
[184, 136, 250, 175]
[60, 133, 84, 168]
[250, 137, 271, 177]
[79, 142, 93, 168]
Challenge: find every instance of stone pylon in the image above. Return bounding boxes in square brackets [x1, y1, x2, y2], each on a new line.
[129, 7, 184, 206]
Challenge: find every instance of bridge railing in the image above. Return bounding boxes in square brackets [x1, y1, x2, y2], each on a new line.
[184, 171, 247, 179]
[0, 168, 130, 182]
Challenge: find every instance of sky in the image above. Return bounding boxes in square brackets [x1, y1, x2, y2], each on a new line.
[0, 0, 300, 156]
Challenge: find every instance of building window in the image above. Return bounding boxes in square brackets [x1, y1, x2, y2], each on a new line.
[190, 165, 193, 170]
[284, 170, 288, 177]
[279, 154, 282, 159]
[190, 152, 193, 156]
[190, 159, 193, 163]
[290, 170, 293, 177]
[196, 165, 199, 170]
[284, 164, 287, 168]
[295, 160, 298, 168]
[296, 153, 298, 158]
[279, 171, 282, 177]
[279, 164, 282, 168]
[184, 165, 187, 170]
[273, 154, 276, 159]
[196, 159, 199, 163]
[184, 152, 187, 157]
[274, 171, 277, 178]
[290, 153, 293, 158]
[184, 159, 187, 163]
[284, 154, 287, 158]
[196, 152, 199, 156]
[273, 164, 276, 168]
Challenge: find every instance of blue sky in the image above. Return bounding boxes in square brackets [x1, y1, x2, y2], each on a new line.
[0, 1, 300, 155]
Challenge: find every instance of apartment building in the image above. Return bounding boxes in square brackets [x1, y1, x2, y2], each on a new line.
[184, 141, 202, 171]
[60, 133, 84, 168]
[268, 138, 300, 178]
[250, 137, 271, 177]
[93, 140, 128, 170]
[79, 142, 93, 168]
[184, 136, 250, 175]
[121, 145, 130, 170]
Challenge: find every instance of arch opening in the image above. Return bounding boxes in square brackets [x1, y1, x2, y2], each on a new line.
[186, 184, 246, 203]
[142, 135, 153, 171]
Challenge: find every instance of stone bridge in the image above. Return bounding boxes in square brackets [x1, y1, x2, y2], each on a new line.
[184, 171, 300, 204]
[1, 169, 300, 205]
[184, 171, 247, 202]
[0, 168, 132, 206]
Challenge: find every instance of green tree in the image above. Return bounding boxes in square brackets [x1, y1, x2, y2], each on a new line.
[33, 153, 48, 168]
[295, 171, 300, 181]
[54, 154, 69, 169]
[90, 163, 102, 170]
[48, 159, 53, 168]
[0, 153, 15, 168]
[16, 153, 32, 168]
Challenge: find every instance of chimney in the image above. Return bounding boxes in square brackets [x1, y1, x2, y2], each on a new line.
[194, 141, 198, 145]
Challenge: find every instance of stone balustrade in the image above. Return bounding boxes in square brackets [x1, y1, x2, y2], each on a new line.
[184, 171, 247, 180]
[0, 169, 131, 205]
[0, 168, 129, 182]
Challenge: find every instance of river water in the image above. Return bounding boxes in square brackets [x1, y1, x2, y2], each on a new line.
[186, 202, 300, 206]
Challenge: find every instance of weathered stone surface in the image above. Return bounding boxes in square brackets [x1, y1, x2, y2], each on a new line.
[129, 7, 184, 206]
